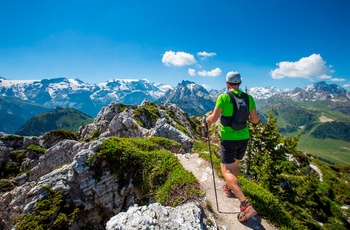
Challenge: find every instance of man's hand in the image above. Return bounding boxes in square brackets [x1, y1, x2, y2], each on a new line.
[205, 108, 222, 125]
[202, 115, 208, 137]
[202, 115, 207, 124]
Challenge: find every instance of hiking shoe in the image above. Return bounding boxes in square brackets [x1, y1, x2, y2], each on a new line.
[223, 184, 234, 197]
[237, 201, 257, 222]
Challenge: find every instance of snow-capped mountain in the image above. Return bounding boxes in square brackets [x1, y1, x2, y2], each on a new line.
[0, 77, 172, 116]
[284, 81, 350, 102]
[91, 78, 172, 103]
[207, 86, 284, 101]
[249, 86, 283, 100]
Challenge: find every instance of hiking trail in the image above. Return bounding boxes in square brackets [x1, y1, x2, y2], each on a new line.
[176, 152, 277, 230]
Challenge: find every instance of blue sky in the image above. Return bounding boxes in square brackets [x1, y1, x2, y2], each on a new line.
[0, 0, 349, 91]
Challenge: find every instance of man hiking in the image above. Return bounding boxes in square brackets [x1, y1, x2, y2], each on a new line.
[205, 70, 259, 222]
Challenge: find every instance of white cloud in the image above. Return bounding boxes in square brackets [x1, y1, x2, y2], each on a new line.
[270, 54, 330, 79]
[188, 68, 196, 76]
[343, 83, 350, 88]
[162, 51, 196, 66]
[202, 84, 212, 90]
[197, 51, 217, 60]
[198, 68, 222, 77]
[318, 75, 332, 79]
[330, 78, 346, 82]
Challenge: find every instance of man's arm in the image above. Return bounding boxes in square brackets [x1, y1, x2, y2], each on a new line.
[206, 107, 222, 124]
[249, 108, 259, 124]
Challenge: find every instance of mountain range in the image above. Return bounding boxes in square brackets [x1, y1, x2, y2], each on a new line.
[1, 77, 349, 138]
[0, 77, 171, 117]
[1, 77, 348, 114]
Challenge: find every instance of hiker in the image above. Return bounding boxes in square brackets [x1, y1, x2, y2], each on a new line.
[205, 70, 259, 222]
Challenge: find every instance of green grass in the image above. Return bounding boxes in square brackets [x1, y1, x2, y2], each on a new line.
[298, 134, 350, 166]
[282, 121, 350, 166]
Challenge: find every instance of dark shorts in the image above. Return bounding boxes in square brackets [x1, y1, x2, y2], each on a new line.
[220, 139, 249, 164]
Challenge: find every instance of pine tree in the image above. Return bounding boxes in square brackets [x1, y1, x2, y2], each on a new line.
[243, 108, 327, 228]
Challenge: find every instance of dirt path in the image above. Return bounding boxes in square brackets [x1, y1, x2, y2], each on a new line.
[176, 153, 277, 230]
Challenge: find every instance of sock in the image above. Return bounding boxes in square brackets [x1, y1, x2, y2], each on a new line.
[241, 200, 247, 207]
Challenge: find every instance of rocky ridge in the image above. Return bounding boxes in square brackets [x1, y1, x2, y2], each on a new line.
[78, 99, 195, 152]
[0, 100, 215, 229]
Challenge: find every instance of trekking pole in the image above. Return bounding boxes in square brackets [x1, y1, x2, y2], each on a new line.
[203, 115, 220, 212]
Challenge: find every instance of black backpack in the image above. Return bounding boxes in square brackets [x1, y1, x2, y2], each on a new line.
[220, 91, 250, 130]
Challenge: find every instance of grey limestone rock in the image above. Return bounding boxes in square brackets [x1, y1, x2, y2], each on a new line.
[106, 202, 215, 230]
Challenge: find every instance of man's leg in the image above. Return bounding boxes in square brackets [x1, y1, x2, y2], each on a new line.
[222, 162, 257, 221]
[221, 162, 246, 202]
[232, 159, 240, 177]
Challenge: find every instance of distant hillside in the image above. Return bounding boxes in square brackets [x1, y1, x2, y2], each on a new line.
[16, 108, 93, 136]
[256, 97, 350, 165]
[310, 121, 350, 142]
[0, 97, 51, 134]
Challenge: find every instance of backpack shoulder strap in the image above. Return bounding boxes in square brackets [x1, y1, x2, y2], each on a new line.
[227, 91, 238, 111]
[226, 91, 250, 112]
[241, 92, 250, 109]
[226, 91, 236, 103]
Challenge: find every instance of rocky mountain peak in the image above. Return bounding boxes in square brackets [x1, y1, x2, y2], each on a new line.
[286, 81, 349, 102]
[306, 81, 347, 94]
[77, 100, 196, 152]
[157, 81, 214, 116]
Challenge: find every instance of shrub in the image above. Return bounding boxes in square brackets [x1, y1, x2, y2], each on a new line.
[118, 103, 127, 112]
[0, 179, 14, 192]
[43, 130, 78, 142]
[84, 129, 100, 142]
[133, 104, 160, 128]
[10, 150, 26, 162]
[239, 177, 308, 229]
[4, 162, 19, 177]
[2, 150, 28, 179]
[15, 186, 79, 230]
[156, 165, 201, 206]
[26, 144, 46, 155]
[91, 137, 201, 206]
[3, 135, 24, 141]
